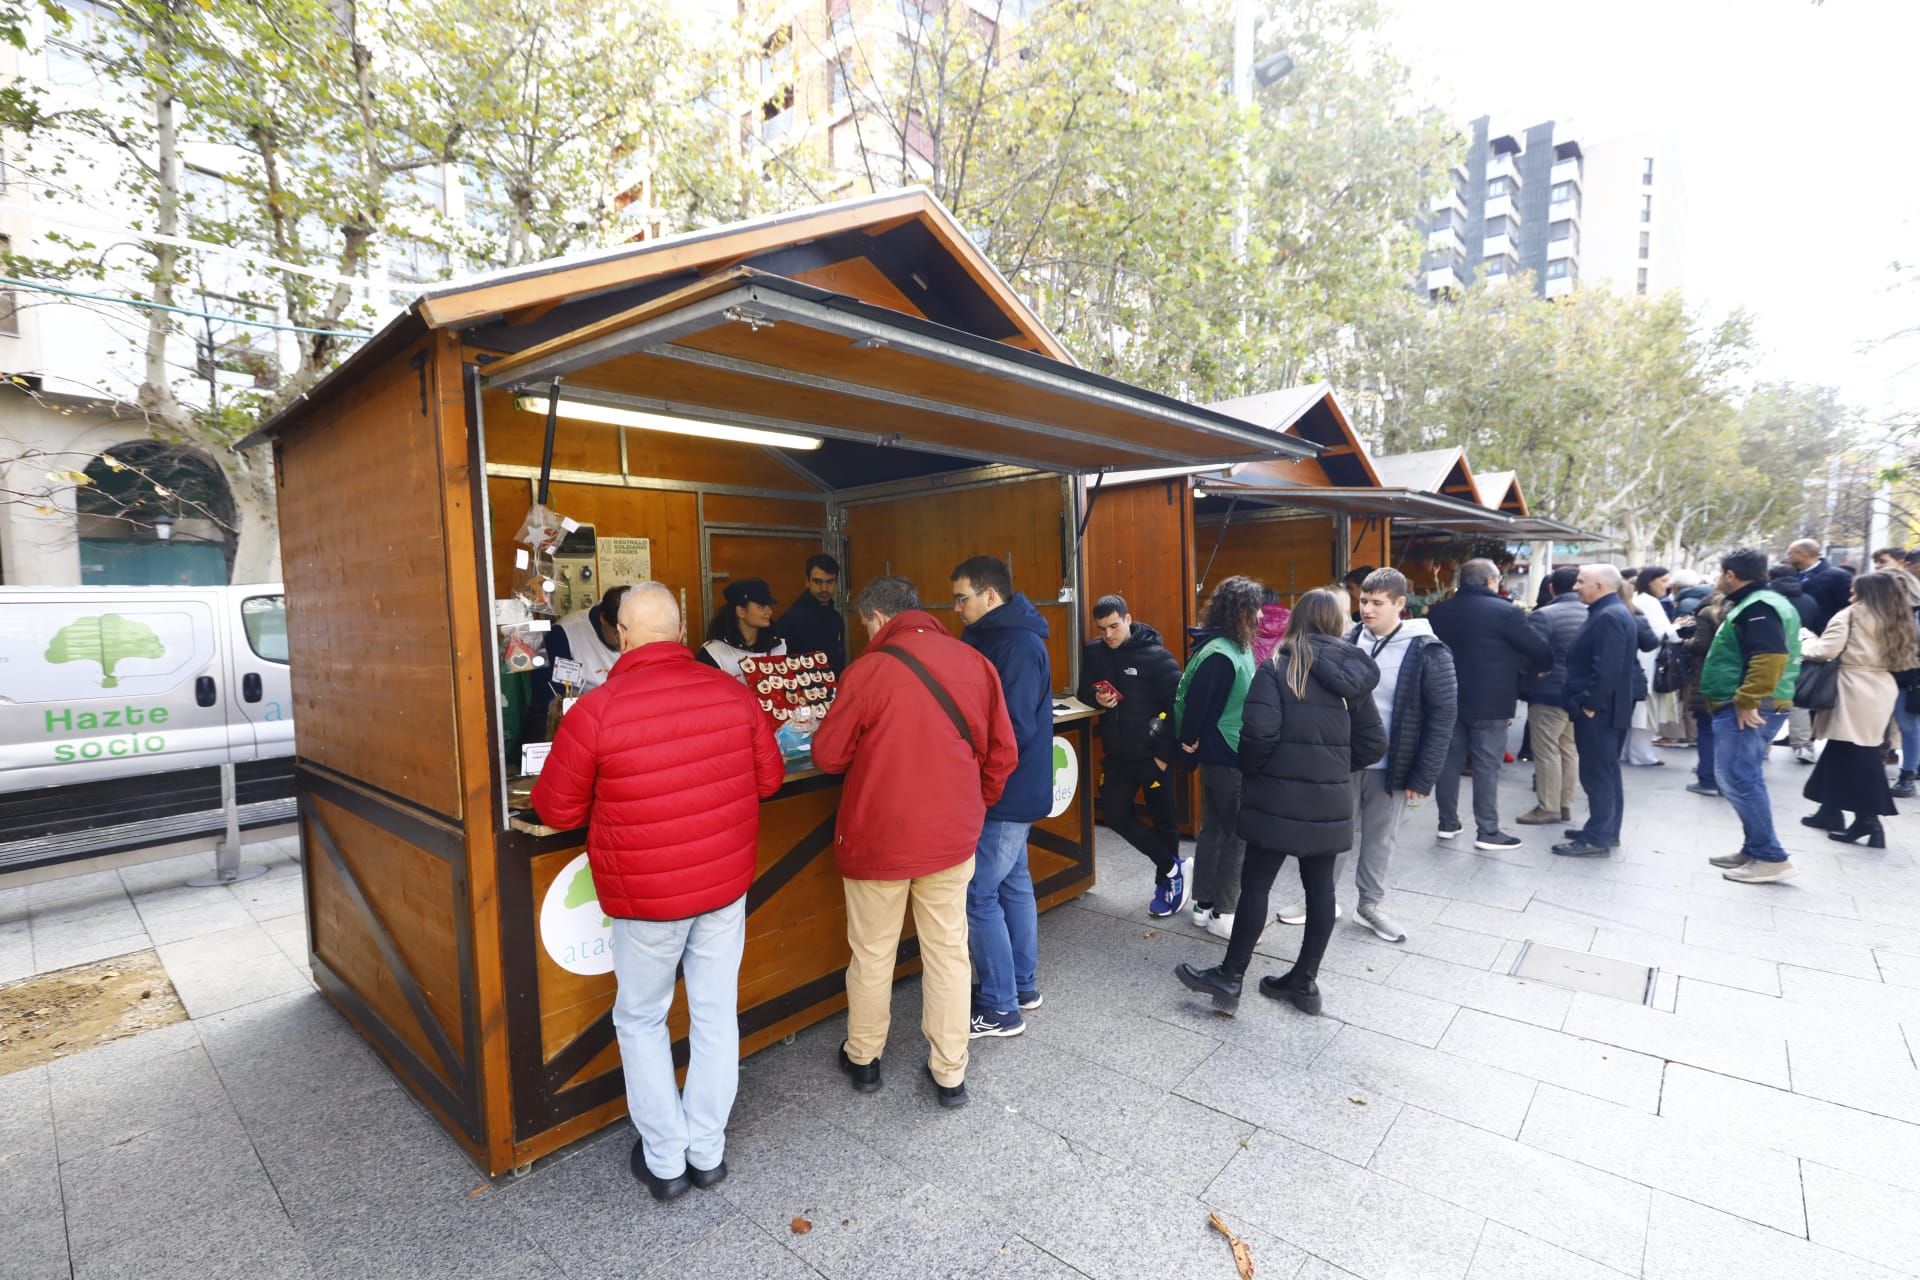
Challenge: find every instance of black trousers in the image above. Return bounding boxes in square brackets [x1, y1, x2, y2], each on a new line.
[1099, 755, 1179, 876]
[1224, 845, 1336, 981]
[1573, 714, 1627, 845]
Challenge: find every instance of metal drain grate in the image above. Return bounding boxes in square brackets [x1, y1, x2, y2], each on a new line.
[1509, 941, 1657, 1005]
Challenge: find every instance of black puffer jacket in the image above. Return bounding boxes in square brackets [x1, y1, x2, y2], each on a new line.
[1524, 593, 1588, 705]
[1345, 621, 1458, 795]
[1237, 634, 1387, 857]
[1078, 622, 1181, 762]
[1428, 585, 1554, 722]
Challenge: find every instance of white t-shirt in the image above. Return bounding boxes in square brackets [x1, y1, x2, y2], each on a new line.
[556, 608, 620, 690]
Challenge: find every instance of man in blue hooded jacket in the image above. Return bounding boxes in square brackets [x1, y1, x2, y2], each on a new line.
[953, 555, 1051, 1039]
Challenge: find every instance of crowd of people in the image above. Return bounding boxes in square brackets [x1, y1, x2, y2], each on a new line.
[523, 537, 1920, 1204]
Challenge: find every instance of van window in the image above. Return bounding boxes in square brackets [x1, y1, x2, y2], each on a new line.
[242, 595, 289, 662]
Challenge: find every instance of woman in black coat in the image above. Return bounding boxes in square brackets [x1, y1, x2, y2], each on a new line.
[1176, 589, 1387, 1016]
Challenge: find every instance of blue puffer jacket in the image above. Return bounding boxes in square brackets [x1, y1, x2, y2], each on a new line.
[962, 594, 1054, 824]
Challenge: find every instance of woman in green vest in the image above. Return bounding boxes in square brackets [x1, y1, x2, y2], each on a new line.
[1175, 575, 1264, 938]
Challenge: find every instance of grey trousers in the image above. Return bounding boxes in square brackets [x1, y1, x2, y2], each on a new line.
[1529, 703, 1578, 814]
[1436, 718, 1507, 835]
[1194, 763, 1245, 913]
[1348, 769, 1408, 905]
[1787, 707, 1814, 749]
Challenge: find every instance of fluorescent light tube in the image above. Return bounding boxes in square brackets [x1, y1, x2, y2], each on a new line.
[514, 393, 823, 451]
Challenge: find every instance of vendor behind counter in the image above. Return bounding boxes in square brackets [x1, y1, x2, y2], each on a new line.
[699, 578, 787, 680]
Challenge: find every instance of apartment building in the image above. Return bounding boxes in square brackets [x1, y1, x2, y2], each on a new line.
[1423, 116, 1585, 301]
[1578, 133, 1687, 298]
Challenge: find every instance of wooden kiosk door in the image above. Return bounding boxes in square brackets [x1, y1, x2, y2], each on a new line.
[705, 528, 825, 619]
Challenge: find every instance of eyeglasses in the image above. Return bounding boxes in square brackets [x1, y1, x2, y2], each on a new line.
[952, 590, 982, 608]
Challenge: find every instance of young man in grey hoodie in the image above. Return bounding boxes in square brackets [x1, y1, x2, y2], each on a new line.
[1278, 568, 1457, 943]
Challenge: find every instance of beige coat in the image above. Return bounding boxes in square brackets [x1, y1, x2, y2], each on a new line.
[1801, 606, 1898, 745]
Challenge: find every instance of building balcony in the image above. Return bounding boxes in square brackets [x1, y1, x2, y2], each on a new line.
[1483, 233, 1518, 262]
[1550, 158, 1582, 187]
[1545, 275, 1574, 299]
[1487, 153, 1522, 185]
[1483, 193, 1517, 223]
[1484, 271, 1512, 290]
[1548, 196, 1580, 224]
[1427, 225, 1464, 256]
[1429, 187, 1467, 220]
[1547, 234, 1577, 262]
[1426, 266, 1462, 293]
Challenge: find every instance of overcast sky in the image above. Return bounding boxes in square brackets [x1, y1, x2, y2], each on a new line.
[1379, 0, 1918, 424]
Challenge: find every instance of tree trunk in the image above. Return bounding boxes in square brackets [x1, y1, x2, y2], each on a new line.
[223, 450, 281, 584]
[140, 4, 185, 424]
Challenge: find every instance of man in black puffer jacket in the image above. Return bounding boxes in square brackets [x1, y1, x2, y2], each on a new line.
[1078, 596, 1183, 901]
[1428, 558, 1553, 850]
[1519, 567, 1588, 825]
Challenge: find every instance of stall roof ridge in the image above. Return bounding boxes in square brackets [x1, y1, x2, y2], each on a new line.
[1094, 383, 1371, 488]
[1372, 446, 1475, 496]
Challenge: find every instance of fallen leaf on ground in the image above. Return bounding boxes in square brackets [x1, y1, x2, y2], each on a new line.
[1207, 1212, 1255, 1279]
[1348, 1095, 1367, 1105]
[466, 1185, 490, 1198]
[790, 1216, 812, 1234]
[1144, 929, 1157, 938]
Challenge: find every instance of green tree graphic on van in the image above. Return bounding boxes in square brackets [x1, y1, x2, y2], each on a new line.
[43, 614, 165, 688]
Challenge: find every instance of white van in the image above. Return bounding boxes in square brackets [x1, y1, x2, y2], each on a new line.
[0, 585, 296, 872]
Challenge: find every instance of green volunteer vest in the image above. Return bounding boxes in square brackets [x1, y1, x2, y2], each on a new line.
[1174, 636, 1256, 750]
[1698, 589, 1801, 705]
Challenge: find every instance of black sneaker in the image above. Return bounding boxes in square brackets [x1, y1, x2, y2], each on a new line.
[688, 1160, 728, 1190]
[924, 1064, 968, 1108]
[1686, 782, 1721, 797]
[630, 1141, 691, 1202]
[1474, 831, 1523, 851]
[1895, 774, 1918, 799]
[838, 1045, 881, 1094]
[1552, 839, 1612, 858]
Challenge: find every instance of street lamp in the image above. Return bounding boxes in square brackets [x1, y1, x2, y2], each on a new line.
[152, 514, 173, 541]
[1254, 50, 1295, 87]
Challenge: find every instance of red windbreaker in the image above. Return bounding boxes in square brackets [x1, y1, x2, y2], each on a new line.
[810, 610, 1019, 881]
[531, 642, 784, 920]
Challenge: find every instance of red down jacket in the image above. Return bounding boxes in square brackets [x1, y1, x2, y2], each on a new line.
[810, 610, 1018, 881]
[531, 642, 784, 921]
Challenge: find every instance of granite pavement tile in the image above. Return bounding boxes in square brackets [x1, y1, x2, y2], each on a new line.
[1207, 1131, 1483, 1280]
[1436, 1009, 1665, 1112]
[1464, 1222, 1637, 1280]
[1518, 1084, 1804, 1234]
[1800, 1162, 1920, 1278]
[50, 1038, 233, 1162]
[977, 1239, 1098, 1279]
[1433, 899, 1597, 951]
[1588, 927, 1782, 995]
[645, 1216, 827, 1280]
[801, 1181, 1020, 1280]
[1783, 1041, 1920, 1126]
[0, 1067, 68, 1280]
[1310, 1025, 1537, 1138]
[1682, 918, 1881, 981]
[1383, 952, 1574, 1029]
[1175, 1041, 1404, 1167]
[1559, 991, 1790, 1087]
[1642, 1190, 1907, 1280]
[1369, 1105, 1651, 1276]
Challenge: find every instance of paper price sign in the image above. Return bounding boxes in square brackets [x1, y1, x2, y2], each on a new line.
[551, 657, 586, 686]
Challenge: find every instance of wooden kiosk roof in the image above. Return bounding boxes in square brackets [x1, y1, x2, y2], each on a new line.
[1371, 447, 1479, 502]
[1473, 469, 1531, 516]
[244, 188, 1315, 482]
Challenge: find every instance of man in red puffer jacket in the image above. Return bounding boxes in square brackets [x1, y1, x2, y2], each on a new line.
[811, 575, 1017, 1109]
[532, 582, 783, 1203]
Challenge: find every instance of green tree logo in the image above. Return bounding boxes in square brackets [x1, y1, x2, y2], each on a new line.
[43, 614, 166, 689]
[563, 861, 611, 929]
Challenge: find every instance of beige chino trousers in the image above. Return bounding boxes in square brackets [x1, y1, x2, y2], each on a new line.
[841, 856, 974, 1088]
[1531, 703, 1579, 814]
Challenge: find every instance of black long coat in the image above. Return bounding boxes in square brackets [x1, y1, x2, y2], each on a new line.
[1237, 634, 1387, 857]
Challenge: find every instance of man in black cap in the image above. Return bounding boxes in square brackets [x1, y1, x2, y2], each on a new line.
[777, 553, 847, 674]
[698, 578, 787, 680]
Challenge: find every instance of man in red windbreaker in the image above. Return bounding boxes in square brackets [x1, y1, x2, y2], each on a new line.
[531, 582, 783, 1203]
[811, 575, 1018, 1109]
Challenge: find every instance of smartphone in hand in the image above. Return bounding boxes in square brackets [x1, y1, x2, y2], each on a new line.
[1093, 680, 1122, 703]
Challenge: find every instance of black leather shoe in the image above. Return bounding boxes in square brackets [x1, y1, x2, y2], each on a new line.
[923, 1064, 968, 1108]
[1174, 962, 1243, 1012]
[1552, 839, 1612, 858]
[838, 1045, 881, 1094]
[1258, 973, 1322, 1016]
[1561, 829, 1618, 847]
[630, 1141, 691, 1202]
[1801, 808, 1844, 831]
[688, 1159, 727, 1190]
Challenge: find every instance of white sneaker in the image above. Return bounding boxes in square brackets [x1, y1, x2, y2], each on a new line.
[1275, 902, 1340, 926]
[1205, 912, 1235, 939]
[1356, 902, 1406, 943]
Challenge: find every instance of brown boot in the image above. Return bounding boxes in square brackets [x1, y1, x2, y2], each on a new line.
[1515, 807, 1561, 825]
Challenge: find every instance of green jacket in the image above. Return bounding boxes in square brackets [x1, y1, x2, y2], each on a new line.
[1698, 588, 1800, 710]
[1175, 635, 1256, 755]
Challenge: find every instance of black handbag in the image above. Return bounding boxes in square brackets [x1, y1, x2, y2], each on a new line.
[1653, 639, 1690, 695]
[1793, 658, 1839, 712]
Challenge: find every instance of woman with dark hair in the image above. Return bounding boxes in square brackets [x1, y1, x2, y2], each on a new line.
[1624, 566, 1677, 763]
[1801, 572, 1920, 847]
[698, 578, 787, 680]
[1174, 589, 1386, 1017]
[1174, 575, 1266, 937]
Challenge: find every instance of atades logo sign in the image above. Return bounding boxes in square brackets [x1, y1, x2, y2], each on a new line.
[1048, 735, 1077, 819]
[539, 852, 615, 976]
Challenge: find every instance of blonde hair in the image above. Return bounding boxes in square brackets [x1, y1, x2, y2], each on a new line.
[1279, 588, 1347, 699]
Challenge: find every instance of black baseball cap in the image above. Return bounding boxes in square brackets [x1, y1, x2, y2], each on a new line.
[724, 578, 778, 608]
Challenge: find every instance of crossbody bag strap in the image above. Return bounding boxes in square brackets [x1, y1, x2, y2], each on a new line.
[874, 644, 975, 750]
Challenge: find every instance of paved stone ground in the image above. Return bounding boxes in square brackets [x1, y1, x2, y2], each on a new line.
[3, 747, 1918, 1280]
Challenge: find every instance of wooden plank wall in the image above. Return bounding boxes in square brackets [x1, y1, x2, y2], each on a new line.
[842, 477, 1075, 689]
[1079, 478, 1195, 644]
[1197, 513, 1341, 605]
[276, 343, 465, 819]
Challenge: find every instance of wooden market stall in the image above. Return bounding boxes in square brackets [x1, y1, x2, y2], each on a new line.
[238, 188, 1308, 1176]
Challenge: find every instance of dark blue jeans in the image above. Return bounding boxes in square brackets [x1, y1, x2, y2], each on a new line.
[1694, 708, 1717, 789]
[1573, 714, 1627, 845]
[967, 819, 1038, 1014]
[1714, 707, 1788, 862]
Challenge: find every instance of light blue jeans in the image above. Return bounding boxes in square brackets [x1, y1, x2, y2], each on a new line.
[968, 819, 1038, 1015]
[1714, 708, 1788, 862]
[609, 894, 746, 1179]
[1896, 701, 1920, 774]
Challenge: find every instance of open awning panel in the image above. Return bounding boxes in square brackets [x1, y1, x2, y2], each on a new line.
[479, 271, 1317, 477]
